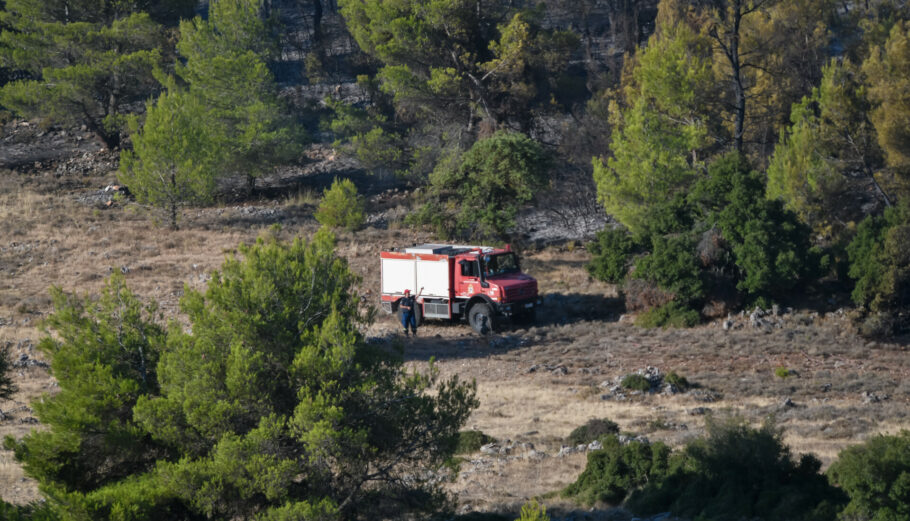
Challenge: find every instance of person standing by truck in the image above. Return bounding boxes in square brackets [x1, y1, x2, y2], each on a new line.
[400, 287, 424, 336]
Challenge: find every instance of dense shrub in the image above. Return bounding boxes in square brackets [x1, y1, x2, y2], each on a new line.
[627, 418, 845, 520]
[566, 418, 620, 446]
[586, 229, 637, 284]
[827, 431, 910, 521]
[847, 203, 910, 336]
[0, 502, 58, 521]
[413, 131, 549, 240]
[635, 301, 701, 328]
[620, 374, 651, 392]
[633, 234, 706, 305]
[455, 430, 495, 454]
[315, 177, 366, 231]
[562, 435, 672, 506]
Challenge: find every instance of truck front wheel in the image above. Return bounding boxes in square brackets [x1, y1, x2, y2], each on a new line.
[468, 303, 496, 335]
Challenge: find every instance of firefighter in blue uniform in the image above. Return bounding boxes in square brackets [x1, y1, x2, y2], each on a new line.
[400, 287, 424, 336]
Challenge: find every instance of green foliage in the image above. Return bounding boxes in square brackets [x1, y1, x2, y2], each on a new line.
[323, 97, 404, 176]
[515, 500, 549, 521]
[416, 131, 549, 240]
[4, 272, 166, 495]
[562, 435, 672, 506]
[315, 177, 365, 231]
[566, 419, 620, 447]
[864, 21, 910, 181]
[847, 203, 910, 336]
[454, 430, 494, 454]
[173, 0, 304, 192]
[586, 229, 637, 284]
[594, 17, 713, 235]
[620, 374, 651, 393]
[767, 59, 885, 234]
[827, 431, 910, 521]
[663, 371, 690, 391]
[633, 234, 705, 306]
[0, 1, 185, 147]
[635, 302, 701, 329]
[0, 501, 59, 521]
[339, 0, 578, 129]
[627, 417, 845, 521]
[9, 233, 478, 520]
[775, 367, 791, 379]
[694, 152, 820, 299]
[0, 341, 16, 400]
[118, 86, 220, 229]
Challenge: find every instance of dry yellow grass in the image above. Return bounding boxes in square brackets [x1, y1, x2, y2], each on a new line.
[0, 176, 908, 515]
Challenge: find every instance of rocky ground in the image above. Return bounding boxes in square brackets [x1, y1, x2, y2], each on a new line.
[1, 121, 908, 520]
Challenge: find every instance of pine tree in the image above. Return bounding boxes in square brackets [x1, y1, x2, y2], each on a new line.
[118, 85, 222, 229]
[593, 9, 715, 235]
[175, 0, 304, 193]
[767, 59, 888, 235]
[9, 233, 477, 521]
[863, 20, 910, 188]
[0, 0, 194, 148]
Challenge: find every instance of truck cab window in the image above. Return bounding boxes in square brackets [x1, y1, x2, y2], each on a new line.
[460, 260, 478, 277]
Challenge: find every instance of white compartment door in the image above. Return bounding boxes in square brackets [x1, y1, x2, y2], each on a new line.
[382, 258, 416, 294]
[416, 259, 450, 298]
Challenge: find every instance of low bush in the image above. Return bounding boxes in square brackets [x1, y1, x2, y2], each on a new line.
[775, 367, 791, 379]
[586, 229, 637, 284]
[663, 371, 690, 391]
[0, 502, 58, 521]
[315, 177, 365, 231]
[515, 500, 549, 521]
[621, 374, 651, 392]
[635, 301, 701, 328]
[566, 418, 620, 446]
[627, 417, 846, 520]
[455, 430, 495, 454]
[562, 434, 671, 506]
[827, 430, 910, 521]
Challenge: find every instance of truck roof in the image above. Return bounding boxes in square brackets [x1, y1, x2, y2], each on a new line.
[402, 244, 497, 255]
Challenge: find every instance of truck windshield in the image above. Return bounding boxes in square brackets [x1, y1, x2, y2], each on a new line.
[484, 253, 519, 276]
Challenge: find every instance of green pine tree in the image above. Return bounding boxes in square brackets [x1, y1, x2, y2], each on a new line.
[9, 233, 477, 520]
[0, 0, 194, 148]
[175, 0, 304, 193]
[118, 85, 222, 229]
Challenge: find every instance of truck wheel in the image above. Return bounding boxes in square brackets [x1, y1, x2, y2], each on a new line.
[468, 303, 496, 335]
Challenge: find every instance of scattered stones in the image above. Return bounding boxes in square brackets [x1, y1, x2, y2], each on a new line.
[688, 407, 712, 416]
[862, 391, 887, 403]
[12, 353, 49, 369]
[781, 397, 796, 408]
[587, 440, 603, 451]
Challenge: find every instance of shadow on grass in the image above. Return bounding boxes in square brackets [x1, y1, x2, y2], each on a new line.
[397, 292, 623, 362]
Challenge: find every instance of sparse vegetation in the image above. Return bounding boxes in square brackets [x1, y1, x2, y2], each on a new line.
[315, 177, 366, 231]
[566, 418, 620, 447]
[635, 301, 701, 328]
[0, 343, 16, 400]
[515, 500, 549, 521]
[620, 374, 651, 393]
[776, 367, 792, 379]
[663, 371, 689, 391]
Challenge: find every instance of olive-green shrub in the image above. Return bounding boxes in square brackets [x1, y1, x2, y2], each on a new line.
[315, 177, 366, 231]
[566, 418, 620, 447]
[827, 431, 910, 521]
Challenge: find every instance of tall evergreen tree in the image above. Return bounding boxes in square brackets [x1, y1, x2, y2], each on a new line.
[8, 234, 477, 521]
[593, 6, 716, 235]
[0, 0, 194, 148]
[767, 59, 889, 236]
[174, 0, 304, 192]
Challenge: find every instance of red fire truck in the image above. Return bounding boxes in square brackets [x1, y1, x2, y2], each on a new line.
[379, 244, 541, 334]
